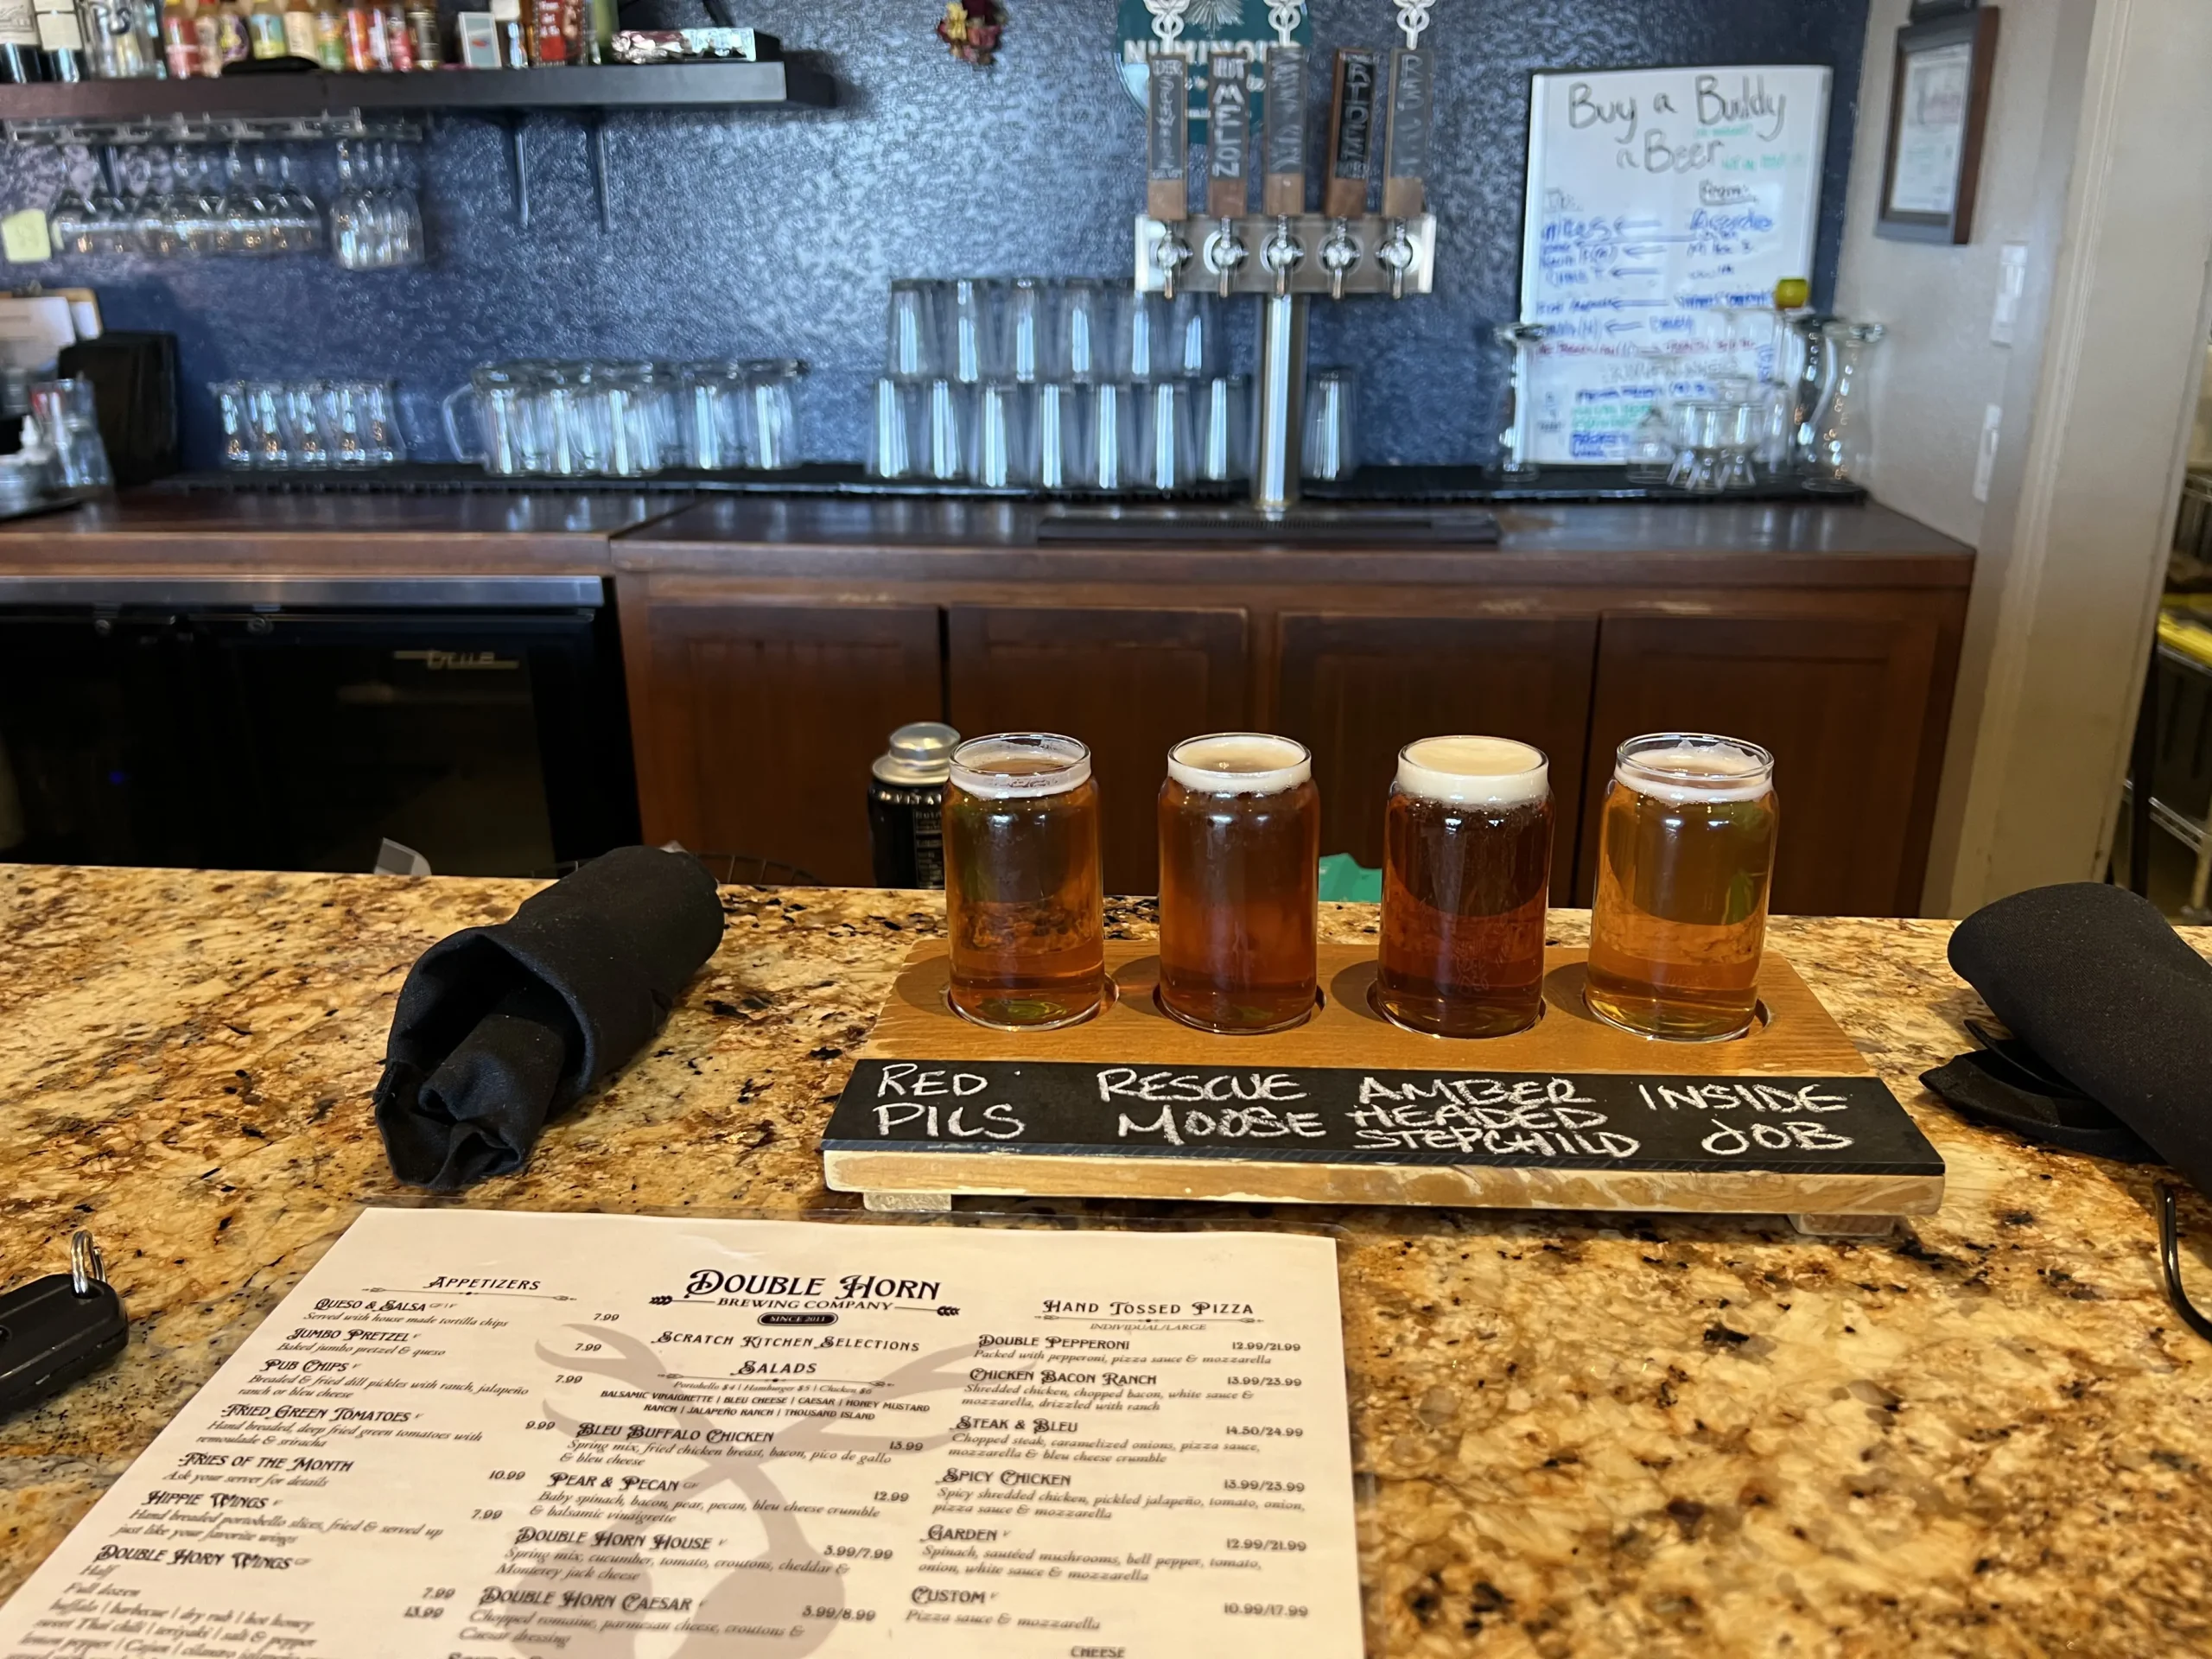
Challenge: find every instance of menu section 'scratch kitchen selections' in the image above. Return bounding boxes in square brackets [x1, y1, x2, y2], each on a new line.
[0, 1210, 1360, 1659]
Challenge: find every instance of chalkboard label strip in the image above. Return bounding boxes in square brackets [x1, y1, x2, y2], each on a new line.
[1207, 51, 1250, 219]
[1383, 45, 1433, 218]
[824, 1061, 1944, 1179]
[1147, 54, 1190, 220]
[1325, 47, 1379, 218]
[1263, 43, 1309, 214]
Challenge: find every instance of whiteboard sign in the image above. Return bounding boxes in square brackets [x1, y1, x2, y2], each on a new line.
[1516, 64, 1832, 464]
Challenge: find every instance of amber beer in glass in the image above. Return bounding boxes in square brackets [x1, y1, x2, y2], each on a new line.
[1377, 737, 1554, 1038]
[1585, 733, 1780, 1042]
[1157, 734, 1320, 1033]
[943, 733, 1106, 1029]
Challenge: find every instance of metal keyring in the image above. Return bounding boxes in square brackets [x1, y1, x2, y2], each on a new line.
[2159, 1186, 2212, 1345]
[69, 1230, 105, 1298]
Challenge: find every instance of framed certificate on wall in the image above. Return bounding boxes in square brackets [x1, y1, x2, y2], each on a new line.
[1878, 5, 2001, 244]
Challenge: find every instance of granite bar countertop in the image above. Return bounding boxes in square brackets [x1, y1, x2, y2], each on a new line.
[1, 867, 2207, 1656]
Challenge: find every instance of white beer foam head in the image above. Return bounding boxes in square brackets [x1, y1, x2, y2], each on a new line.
[1616, 734, 1775, 804]
[1168, 734, 1312, 795]
[1396, 736, 1550, 807]
[951, 734, 1093, 799]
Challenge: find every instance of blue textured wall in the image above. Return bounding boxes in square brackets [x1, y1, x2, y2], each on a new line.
[1, 0, 1867, 469]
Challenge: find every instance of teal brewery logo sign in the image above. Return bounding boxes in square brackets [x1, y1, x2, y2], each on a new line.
[1116, 0, 1311, 137]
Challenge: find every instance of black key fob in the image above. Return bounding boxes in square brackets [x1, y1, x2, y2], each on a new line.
[0, 1233, 127, 1421]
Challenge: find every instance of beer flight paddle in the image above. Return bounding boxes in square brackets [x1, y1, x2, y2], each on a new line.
[822, 730, 1944, 1230]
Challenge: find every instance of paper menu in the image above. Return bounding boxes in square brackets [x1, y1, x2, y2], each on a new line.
[0, 1209, 1362, 1658]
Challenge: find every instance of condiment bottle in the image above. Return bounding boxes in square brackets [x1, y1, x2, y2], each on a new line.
[401, 0, 434, 64]
[191, 0, 220, 72]
[214, 0, 248, 65]
[378, 0, 410, 67]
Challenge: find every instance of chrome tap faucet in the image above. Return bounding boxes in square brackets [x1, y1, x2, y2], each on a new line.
[1376, 219, 1417, 301]
[1261, 216, 1306, 296]
[1319, 219, 1362, 301]
[1205, 217, 1251, 300]
[1154, 221, 1194, 300]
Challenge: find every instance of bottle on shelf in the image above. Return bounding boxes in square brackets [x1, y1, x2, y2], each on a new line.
[278, 0, 312, 57]
[488, 0, 524, 66]
[214, 0, 248, 65]
[158, 0, 194, 73]
[32, 0, 85, 79]
[310, 0, 340, 66]
[378, 0, 410, 67]
[86, 0, 159, 74]
[401, 0, 434, 65]
[0, 0, 49, 78]
[245, 0, 283, 56]
[191, 0, 219, 73]
[526, 0, 565, 62]
[340, 0, 385, 67]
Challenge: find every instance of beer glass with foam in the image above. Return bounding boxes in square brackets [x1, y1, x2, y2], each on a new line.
[1157, 734, 1320, 1033]
[1377, 736, 1554, 1038]
[1585, 733, 1779, 1041]
[944, 733, 1106, 1030]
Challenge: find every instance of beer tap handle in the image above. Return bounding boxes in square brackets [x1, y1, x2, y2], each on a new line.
[1147, 52, 1192, 297]
[1325, 47, 1378, 221]
[1205, 51, 1253, 299]
[1262, 41, 1307, 219]
[1381, 40, 1433, 301]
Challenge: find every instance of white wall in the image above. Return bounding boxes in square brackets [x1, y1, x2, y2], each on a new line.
[1832, 0, 2212, 916]
[1832, 0, 2075, 546]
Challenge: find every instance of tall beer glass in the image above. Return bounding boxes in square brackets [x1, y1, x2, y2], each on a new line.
[944, 733, 1105, 1030]
[1158, 734, 1319, 1034]
[1586, 734, 1779, 1042]
[1378, 737, 1554, 1038]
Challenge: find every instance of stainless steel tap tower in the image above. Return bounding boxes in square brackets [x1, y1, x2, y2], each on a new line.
[1134, 0, 1438, 513]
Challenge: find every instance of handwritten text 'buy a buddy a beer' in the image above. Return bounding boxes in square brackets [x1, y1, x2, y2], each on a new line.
[866, 1062, 1859, 1160]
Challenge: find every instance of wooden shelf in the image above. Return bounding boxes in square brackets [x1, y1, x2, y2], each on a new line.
[0, 60, 836, 121]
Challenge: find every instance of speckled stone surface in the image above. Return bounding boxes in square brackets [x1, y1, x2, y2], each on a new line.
[2, 865, 2209, 1656]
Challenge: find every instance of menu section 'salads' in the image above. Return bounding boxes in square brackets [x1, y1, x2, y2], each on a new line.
[0, 1209, 1361, 1658]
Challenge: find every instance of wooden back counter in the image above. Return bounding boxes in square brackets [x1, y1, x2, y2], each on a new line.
[0, 490, 1976, 914]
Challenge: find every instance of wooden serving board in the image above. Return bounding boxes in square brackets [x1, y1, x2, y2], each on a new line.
[820, 942, 1945, 1226]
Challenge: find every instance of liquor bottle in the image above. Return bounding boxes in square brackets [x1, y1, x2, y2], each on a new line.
[310, 0, 340, 65]
[340, 0, 381, 67]
[279, 0, 312, 56]
[157, 0, 193, 73]
[245, 0, 283, 56]
[32, 0, 85, 79]
[0, 0, 49, 77]
[401, 0, 434, 65]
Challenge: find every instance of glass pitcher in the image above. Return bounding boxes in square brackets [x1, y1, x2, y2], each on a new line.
[1802, 321, 1885, 493]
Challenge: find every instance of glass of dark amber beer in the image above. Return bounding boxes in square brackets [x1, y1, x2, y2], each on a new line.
[1157, 734, 1320, 1034]
[1376, 736, 1554, 1038]
[1585, 733, 1779, 1042]
[943, 733, 1106, 1030]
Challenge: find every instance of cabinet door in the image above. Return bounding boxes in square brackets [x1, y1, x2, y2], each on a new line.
[948, 606, 1248, 894]
[621, 593, 943, 887]
[1579, 613, 1947, 916]
[1275, 614, 1599, 903]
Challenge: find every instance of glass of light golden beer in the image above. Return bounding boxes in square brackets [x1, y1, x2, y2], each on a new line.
[1585, 733, 1779, 1042]
[1377, 736, 1554, 1038]
[1157, 733, 1319, 1033]
[943, 733, 1106, 1030]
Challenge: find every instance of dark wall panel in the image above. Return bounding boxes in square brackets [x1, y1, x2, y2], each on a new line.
[0, 0, 1867, 468]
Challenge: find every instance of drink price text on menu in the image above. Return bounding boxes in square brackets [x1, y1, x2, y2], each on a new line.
[0, 1209, 1361, 1659]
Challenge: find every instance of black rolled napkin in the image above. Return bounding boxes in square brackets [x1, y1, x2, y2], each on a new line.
[1938, 883, 2212, 1188]
[373, 847, 725, 1191]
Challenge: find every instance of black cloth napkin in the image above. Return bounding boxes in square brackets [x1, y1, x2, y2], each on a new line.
[373, 847, 725, 1191]
[1934, 882, 2212, 1187]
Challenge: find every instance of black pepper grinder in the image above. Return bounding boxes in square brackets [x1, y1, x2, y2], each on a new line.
[868, 722, 960, 890]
